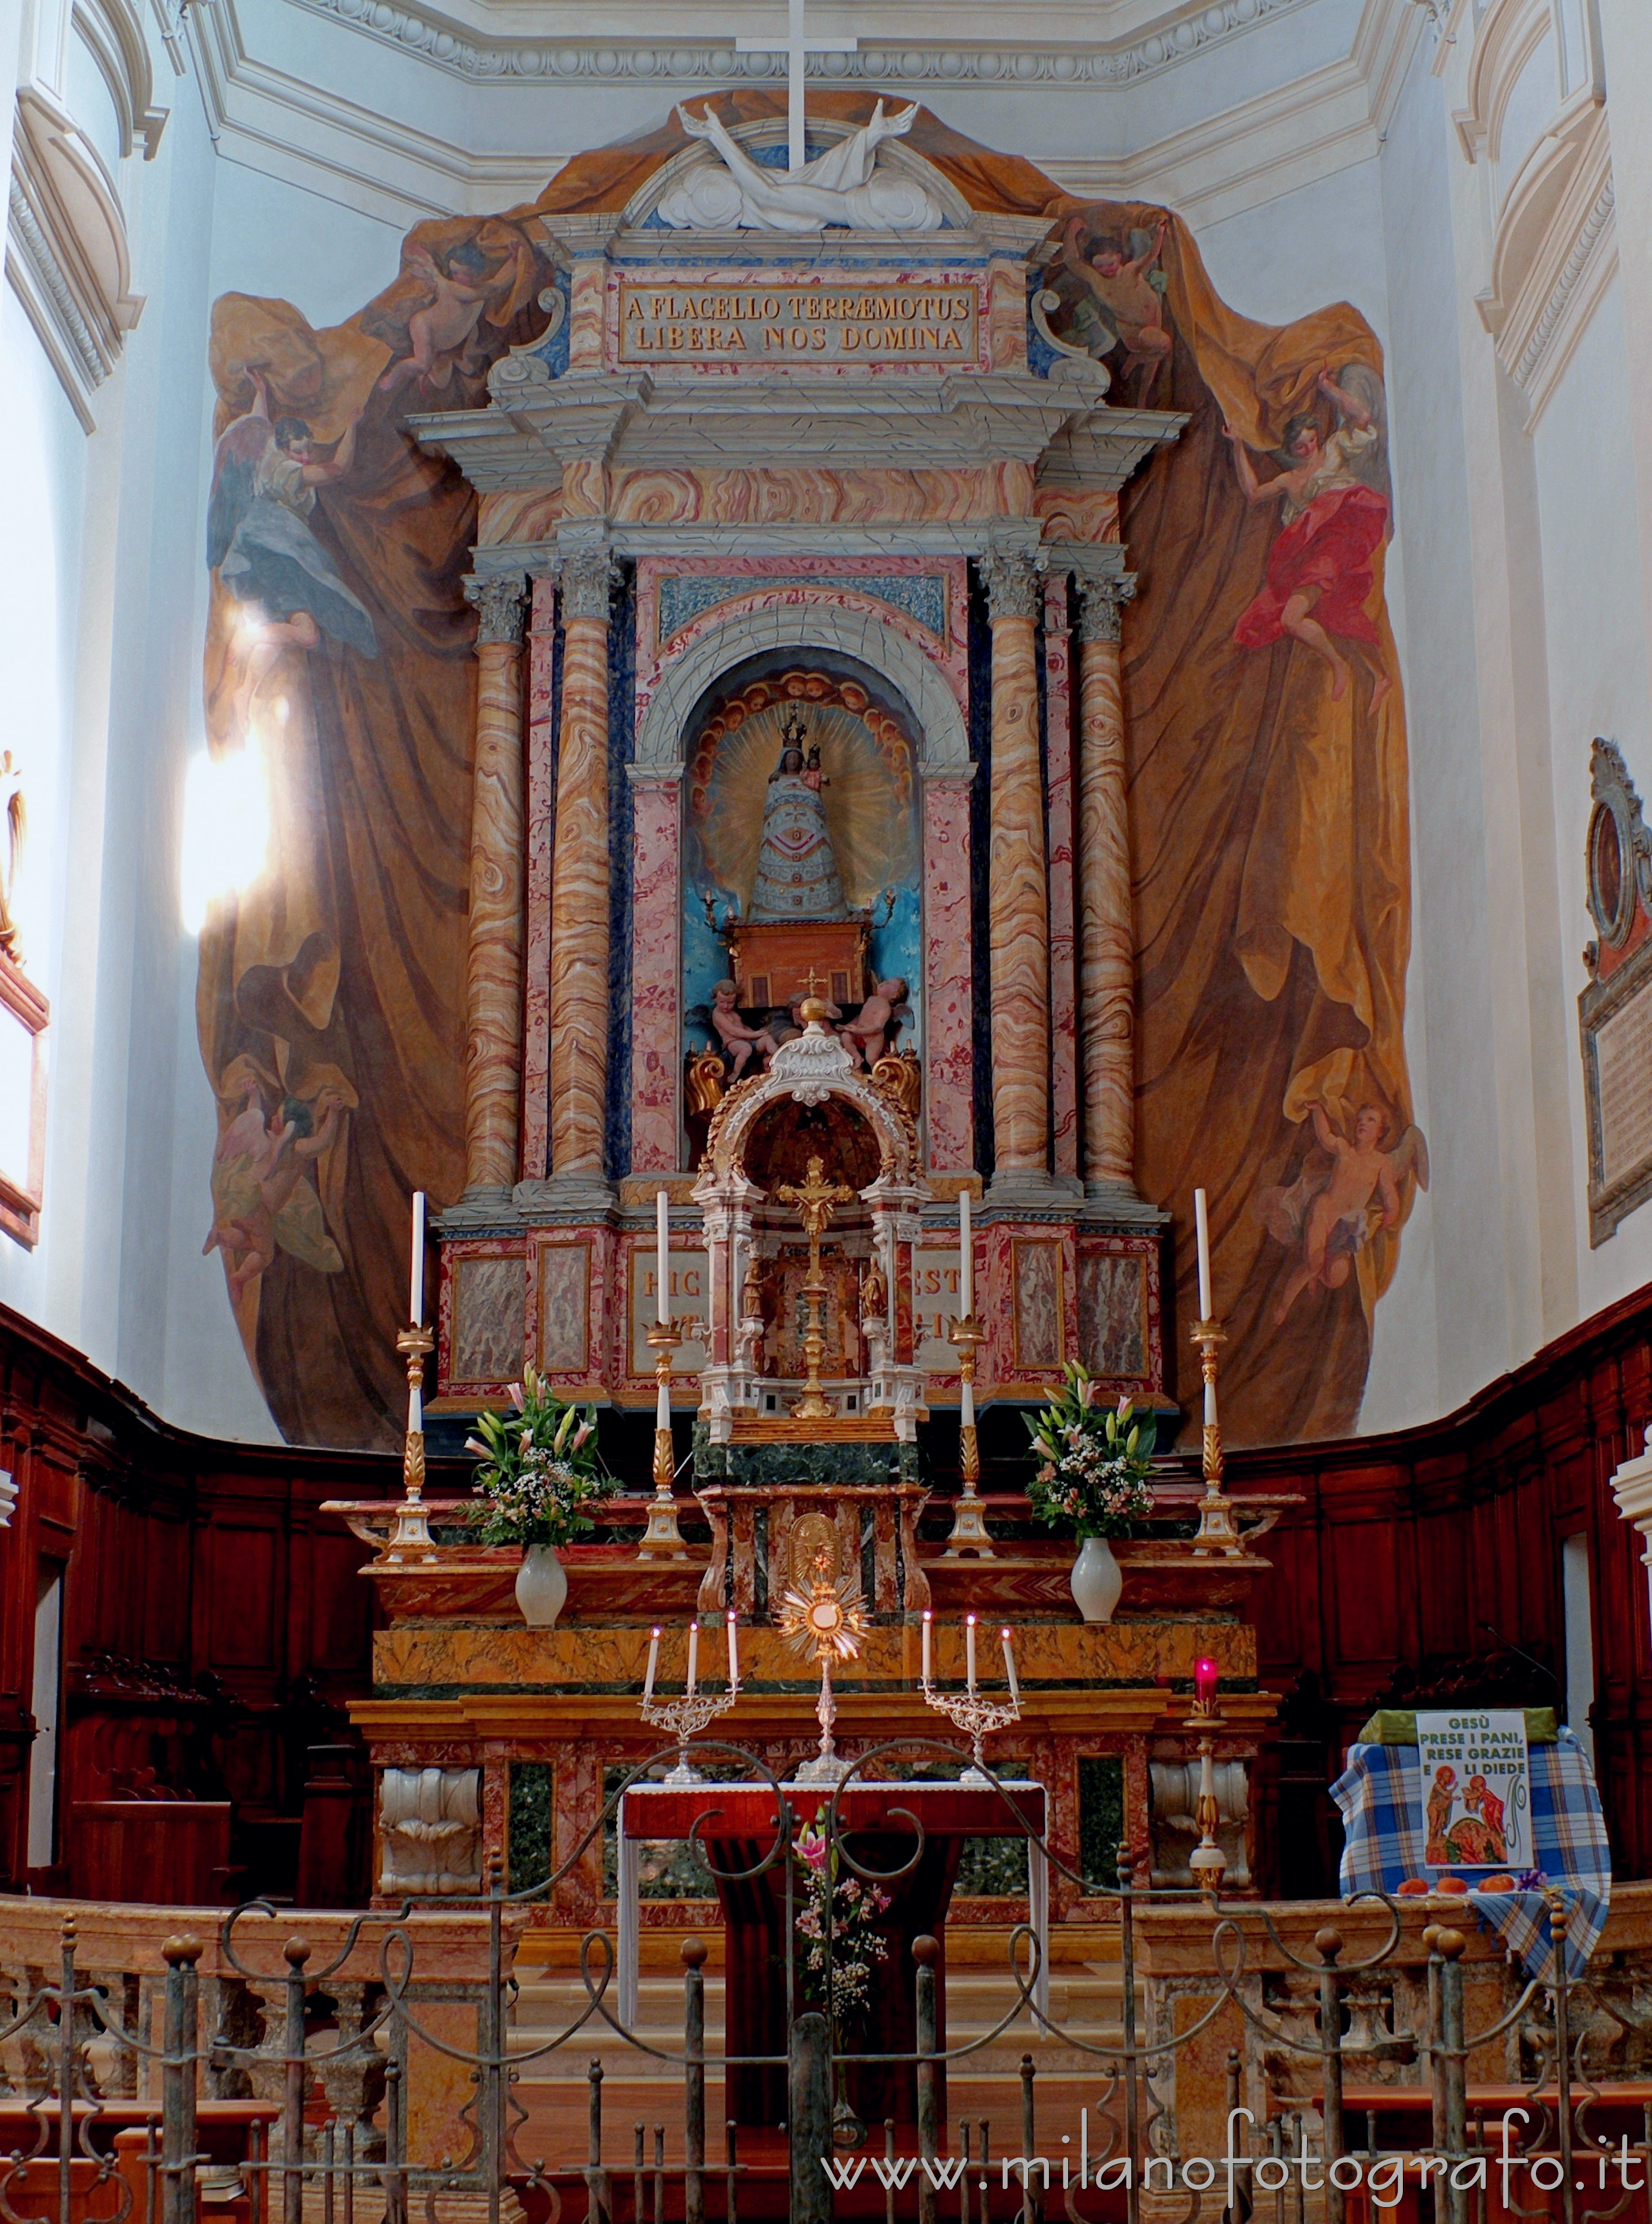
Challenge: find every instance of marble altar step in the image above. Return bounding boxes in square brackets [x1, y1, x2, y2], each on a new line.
[506, 1966, 1135, 2080]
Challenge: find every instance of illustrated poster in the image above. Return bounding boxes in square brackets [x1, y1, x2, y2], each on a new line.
[1415, 1709, 1530, 1870]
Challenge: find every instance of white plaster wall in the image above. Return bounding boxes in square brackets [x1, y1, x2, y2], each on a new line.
[1532, 276, 1652, 1317]
[0, 292, 88, 1336]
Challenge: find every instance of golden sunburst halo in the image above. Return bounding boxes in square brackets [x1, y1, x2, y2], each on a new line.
[777, 1550, 869, 1665]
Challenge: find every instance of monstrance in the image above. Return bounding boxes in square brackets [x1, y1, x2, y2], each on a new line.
[778, 1548, 869, 1784]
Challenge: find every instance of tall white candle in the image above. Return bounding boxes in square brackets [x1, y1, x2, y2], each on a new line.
[1194, 1188, 1213, 1323]
[1001, 1627, 1019, 1707]
[656, 1191, 671, 1326]
[965, 1613, 977, 1696]
[409, 1190, 426, 1325]
[726, 1610, 739, 1690]
[922, 1609, 932, 1686]
[959, 1188, 973, 1316]
[643, 1627, 661, 1704]
[686, 1618, 699, 1698]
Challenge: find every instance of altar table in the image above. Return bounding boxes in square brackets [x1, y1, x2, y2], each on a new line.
[618, 1780, 1048, 2127]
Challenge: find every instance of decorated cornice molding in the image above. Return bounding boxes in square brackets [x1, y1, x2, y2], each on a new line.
[286, 0, 1319, 88]
[8, 87, 145, 430]
[185, 0, 1423, 233]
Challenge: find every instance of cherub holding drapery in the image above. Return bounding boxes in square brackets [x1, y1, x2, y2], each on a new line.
[1259, 1102, 1429, 1326]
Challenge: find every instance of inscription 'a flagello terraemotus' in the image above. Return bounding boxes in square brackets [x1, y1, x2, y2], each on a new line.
[615, 278, 980, 364]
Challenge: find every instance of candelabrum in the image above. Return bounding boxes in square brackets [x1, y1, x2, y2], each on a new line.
[638, 1317, 688, 1560]
[941, 1314, 995, 1558]
[639, 1681, 742, 1787]
[1189, 1317, 1244, 1557]
[385, 1324, 437, 1562]
[1188, 1689, 1228, 1893]
[919, 1659, 1021, 1786]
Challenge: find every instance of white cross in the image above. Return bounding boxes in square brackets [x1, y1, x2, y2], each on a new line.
[736, 0, 857, 173]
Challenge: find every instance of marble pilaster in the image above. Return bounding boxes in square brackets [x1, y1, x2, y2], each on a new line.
[1075, 572, 1140, 1198]
[520, 571, 558, 1186]
[980, 550, 1050, 1187]
[548, 550, 617, 1188]
[627, 766, 683, 1173]
[1044, 577, 1079, 1185]
[920, 773, 975, 1179]
[460, 573, 528, 1202]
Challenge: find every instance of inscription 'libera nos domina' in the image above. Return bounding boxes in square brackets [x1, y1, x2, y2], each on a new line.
[615, 277, 981, 364]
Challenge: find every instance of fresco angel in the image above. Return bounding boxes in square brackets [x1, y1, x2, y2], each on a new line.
[1259, 1102, 1429, 1326]
[1224, 365, 1392, 706]
[207, 367, 378, 667]
[376, 240, 497, 397]
[202, 1061, 352, 1303]
[1043, 214, 1173, 400]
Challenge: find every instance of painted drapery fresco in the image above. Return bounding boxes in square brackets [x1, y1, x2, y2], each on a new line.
[1040, 199, 1424, 1443]
[202, 219, 561, 1447]
[200, 94, 1420, 1450]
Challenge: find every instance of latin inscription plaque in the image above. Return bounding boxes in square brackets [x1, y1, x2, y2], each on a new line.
[615, 277, 981, 366]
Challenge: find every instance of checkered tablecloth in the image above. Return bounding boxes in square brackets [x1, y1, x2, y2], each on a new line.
[1330, 1729, 1611, 1981]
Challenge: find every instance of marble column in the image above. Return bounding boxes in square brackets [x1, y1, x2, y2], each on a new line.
[1043, 577, 1080, 1186]
[520, 569, 559, 1185]
[1074, 570, 1140, 1198]
[460, 573, 528, 1204]
[548, 549, 617, 1190]
[980, 550, 1050, 1188]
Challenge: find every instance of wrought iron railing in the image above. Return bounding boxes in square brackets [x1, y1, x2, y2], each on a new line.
[0, 1735, 1640, 2224]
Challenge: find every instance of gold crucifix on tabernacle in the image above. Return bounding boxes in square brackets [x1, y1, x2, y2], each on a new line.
[776, 1153, 856, 1421]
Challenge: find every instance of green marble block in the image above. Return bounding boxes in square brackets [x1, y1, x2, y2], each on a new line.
[691, 1423, 925, 1488]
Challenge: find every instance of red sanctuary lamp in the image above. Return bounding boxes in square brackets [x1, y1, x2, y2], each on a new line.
[1193, 1655, 1220, 1717]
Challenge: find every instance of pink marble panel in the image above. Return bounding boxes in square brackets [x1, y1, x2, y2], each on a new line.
[1044, 579, 1079, 1184]
[568, 259, 606, 373]
[923, 777, 975, 1177]
[520, 574, 556, 1183]
[975, 1217, 1080, 1392]
[628, 774, 683, 1173]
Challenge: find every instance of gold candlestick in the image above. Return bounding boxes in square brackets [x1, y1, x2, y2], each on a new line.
[639, 1317, 688, 1559]
[1189, 1317, 1243, 1557]
[941, 1314, 994, 1557]
[1188, 1682, 1228, 1894]
[387, 1324, 437, 1562]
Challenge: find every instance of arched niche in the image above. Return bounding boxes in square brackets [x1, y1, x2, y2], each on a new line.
[635, 599, 969, 774]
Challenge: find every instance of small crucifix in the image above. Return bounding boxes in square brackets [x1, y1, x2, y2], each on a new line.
[736, 0, 857, 174]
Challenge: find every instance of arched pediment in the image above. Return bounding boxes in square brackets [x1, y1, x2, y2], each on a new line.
[636, 601, 969, 774]
[697, 1033, 920, 1195]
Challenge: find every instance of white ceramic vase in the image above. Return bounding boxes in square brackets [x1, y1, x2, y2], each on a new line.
[515, 1541, 568, 1629]
[1070, 1534, 1123, 1625]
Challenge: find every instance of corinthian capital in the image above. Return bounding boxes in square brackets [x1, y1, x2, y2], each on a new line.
[560, 549, 618, 623]
[1075, 569, 1138, 646]
[463, 573, 529, 646]
[978, 549, 1043, 626]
